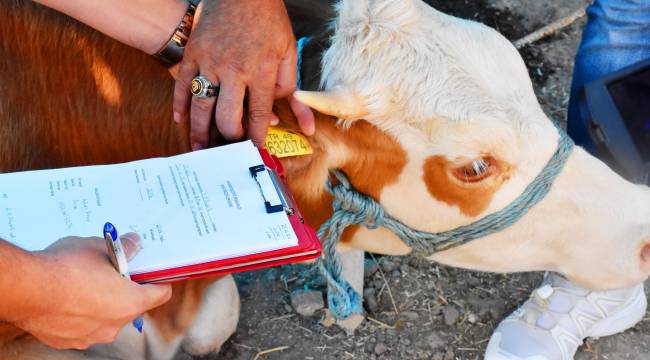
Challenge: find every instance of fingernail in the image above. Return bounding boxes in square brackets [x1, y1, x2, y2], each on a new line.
[192, 142, 204, 151]
[270, 117, 279, 126]
[173, 112, 181, 123]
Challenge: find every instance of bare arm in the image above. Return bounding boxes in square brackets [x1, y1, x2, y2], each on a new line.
[0, 240, 47, 323]
[0, 236, 171, 349]
[33, 0, 187, 54]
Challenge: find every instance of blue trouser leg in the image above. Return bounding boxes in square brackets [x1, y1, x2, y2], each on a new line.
[567, 0, 650, 153]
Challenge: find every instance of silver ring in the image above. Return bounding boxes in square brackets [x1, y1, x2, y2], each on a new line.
[191, 75, 219, 98]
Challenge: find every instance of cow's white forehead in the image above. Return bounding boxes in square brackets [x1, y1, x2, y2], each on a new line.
[322, 0, 542, 130]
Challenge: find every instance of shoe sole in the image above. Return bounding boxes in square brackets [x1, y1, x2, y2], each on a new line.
[587, 285, 647, 339]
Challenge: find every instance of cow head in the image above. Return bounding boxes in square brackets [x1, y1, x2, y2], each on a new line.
[292, 0, 650, 290]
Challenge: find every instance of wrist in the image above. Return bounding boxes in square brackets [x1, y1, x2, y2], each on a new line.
[153, 0, 201, 66]
[0, 242, 57, 323]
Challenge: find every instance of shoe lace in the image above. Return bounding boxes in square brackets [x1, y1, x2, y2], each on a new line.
[520, 284, 567, 329]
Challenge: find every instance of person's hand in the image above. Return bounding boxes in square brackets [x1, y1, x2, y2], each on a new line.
[13, 233, 171, 350]
[172, 0, 315, 150]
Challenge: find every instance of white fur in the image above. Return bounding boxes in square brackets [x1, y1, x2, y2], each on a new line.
[182, 275, 239, 355]
[323, 0, 650, 289]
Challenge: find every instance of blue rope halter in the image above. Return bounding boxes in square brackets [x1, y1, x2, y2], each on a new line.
[296, 36, 311, 90]
[317, 128, 575, 320]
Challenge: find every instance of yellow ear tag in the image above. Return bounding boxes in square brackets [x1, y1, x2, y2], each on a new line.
[264, 127, 313, 158]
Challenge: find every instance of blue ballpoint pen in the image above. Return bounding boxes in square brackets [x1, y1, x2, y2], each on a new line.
[103, 222, 144, 333]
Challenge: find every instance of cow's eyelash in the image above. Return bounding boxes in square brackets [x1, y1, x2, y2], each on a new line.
[462, 159, 489, 178]
[454, 158, 495, 183]
[471, 159, 489, 175]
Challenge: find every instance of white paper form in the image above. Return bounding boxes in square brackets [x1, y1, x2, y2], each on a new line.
[0, 141, 298, 274]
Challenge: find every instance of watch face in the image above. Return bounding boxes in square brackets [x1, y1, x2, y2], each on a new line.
[608, 65, 650, 162]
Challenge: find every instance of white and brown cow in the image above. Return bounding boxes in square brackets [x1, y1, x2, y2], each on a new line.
[1, 0, 650, 359]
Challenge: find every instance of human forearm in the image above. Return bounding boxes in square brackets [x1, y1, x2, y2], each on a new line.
[0, 240, 51, 323]
[33, 0, 188, 54]
[1, 236, 171, 349]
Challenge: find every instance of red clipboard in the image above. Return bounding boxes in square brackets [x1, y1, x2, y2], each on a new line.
[130, 149, 321, 284]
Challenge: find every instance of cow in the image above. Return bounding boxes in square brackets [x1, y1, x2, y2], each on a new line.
[1, 0, 650, 359]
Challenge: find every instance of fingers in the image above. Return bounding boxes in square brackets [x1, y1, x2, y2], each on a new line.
[288, 94, 315, 136]
[33, 324, 122, 350]
[86, 326, 123, 344]
[215, 77, 246, 141]
[275, 44, 297, 99]
[35, 334, 91, 350]
[247, 63, 278, 146]
[173, 59, 199, 124]
[189, 75, 219, 150]
[135, 283, 173, 312]
[120, 233, 142, 261]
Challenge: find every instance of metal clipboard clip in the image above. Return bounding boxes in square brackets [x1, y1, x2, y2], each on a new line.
[249, 164, 301, 220]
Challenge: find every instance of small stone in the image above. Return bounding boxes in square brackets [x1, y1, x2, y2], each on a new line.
[467, 312, 478, 324]
[432, 352, 444, 360]
[380, 258, 398, 272]
[290, 289, 324, 317]
[363, 287, 376, 297]
[424, 332, 446, 350]
[442, 306, 460, 326]
[477, 299, 506, 321]
[365, 260, 380, 277]
[443, 349, 455, 360]
[365, 293, 379, 313]
[374, 342, 389, 355]
[399, 311, 419, 322]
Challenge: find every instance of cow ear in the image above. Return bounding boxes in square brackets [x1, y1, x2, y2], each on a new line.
[293, 89, 368, 120]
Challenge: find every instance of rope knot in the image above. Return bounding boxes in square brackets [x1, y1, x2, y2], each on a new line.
[328, 174, 385, 229]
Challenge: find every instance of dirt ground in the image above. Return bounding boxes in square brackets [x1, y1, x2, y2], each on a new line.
[177, 1, 650, 359]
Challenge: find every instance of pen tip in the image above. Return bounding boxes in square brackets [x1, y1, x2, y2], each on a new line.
[133, 316, 144, 333]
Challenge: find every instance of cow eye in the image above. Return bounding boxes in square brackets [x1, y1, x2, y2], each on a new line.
[452, 157, 497, 183]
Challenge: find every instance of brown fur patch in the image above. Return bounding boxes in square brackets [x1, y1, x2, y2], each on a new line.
[274, 101, 408, 244]
[423, 155, 509, 217]
[0, 1, 190, 173]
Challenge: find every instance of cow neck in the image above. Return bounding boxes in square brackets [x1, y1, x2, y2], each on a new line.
[272, 100, 408, 236]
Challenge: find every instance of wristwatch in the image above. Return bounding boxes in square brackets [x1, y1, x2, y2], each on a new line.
[153, 0, 201, 67]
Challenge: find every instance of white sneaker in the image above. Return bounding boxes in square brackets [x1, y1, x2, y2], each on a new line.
[485, 273, 647, 360]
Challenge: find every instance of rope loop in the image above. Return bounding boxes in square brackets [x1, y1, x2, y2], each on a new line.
[315, 128, 575, 320]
